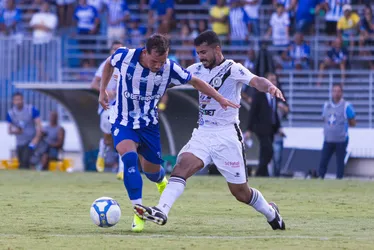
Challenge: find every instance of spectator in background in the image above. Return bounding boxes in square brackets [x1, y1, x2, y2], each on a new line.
[148, 0, 175, 34]
[243, 0, 261, 37]
[106, 0, 130, 47]
[292, 0, 327, 34]
[359, 4, 374, 69]
[229, 0, 250, 46]
[56, 0, 75, 28]
[266, 3, 290, 47]
[88, 0, 104, 13]
[0, 0, 22, 37]
[6, 92, 42, 169]
[74, 0, 99, 66]
[325, 0, 350, 35]
[281, 32, 310, 70]
[241, 49, 256, 104]
[319, 84, 356, 179]
[40, 111, 65, 170]
[127, 16, 147, 48]
[209, 0, 229, 43]
[74, 0, 99, 36]
[176, 22, 194, 67]
[268, 73, 288, 177]
[30, 1, 58, 45]
[337, 4, 360, 58]
[245, 72, 281, 177]
[318, 37, 348, 84]
[30, 1, 58, 81]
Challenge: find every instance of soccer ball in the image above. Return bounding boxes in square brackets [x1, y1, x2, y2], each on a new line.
[90, 197, 121, 227]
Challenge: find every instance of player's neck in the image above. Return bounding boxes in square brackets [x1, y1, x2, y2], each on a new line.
[209, 55, 225, 70]
[139, 49, 149, 69]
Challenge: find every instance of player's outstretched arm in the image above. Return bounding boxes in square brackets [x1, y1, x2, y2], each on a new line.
[250, 76, 285, 102]
[99, 57, 114, 110]
[189, 76, 240, 110]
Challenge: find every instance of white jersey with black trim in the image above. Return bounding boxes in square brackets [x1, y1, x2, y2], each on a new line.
[187, 59, 255, 127]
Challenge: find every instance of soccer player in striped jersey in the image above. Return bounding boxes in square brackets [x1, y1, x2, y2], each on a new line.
[99, 34, 239, 232]
[134, 31, 286, 231]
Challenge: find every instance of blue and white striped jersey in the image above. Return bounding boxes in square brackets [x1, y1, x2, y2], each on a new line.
[109, 47, 192, 129]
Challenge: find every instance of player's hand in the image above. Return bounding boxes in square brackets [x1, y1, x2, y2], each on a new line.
[99, 90, 109, 110]
[268, 85, 285, 102]
[218, 97, 240, 110]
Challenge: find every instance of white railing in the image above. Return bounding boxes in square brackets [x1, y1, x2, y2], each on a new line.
[278, 70, 374, 128]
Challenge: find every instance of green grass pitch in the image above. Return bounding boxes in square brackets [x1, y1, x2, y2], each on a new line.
[1, 170, 374, 250]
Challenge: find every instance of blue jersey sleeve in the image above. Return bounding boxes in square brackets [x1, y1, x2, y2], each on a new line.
[32, 106, 40, 119]
[15, 9, 21, 22]
[110, 47, 129, 70]
[0, 10, 4, 23]
[346, 103, 355, 119]
[169, 61, 192, 85]
[6, 112, 12, 123]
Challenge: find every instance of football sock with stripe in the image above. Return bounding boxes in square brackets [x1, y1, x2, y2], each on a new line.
[156, 176, 186, 216]
[248, 188, 276, 222]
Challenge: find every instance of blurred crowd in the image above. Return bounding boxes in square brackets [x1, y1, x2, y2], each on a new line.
[0, 0, 372, 73]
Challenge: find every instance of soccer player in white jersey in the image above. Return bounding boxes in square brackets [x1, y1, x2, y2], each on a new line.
[91, 40, 124, 177]
[134, 31, 287, 231]
[99, 33, 239, 232]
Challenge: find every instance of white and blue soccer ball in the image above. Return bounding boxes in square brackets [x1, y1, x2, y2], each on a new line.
[90, 197, 121, 227]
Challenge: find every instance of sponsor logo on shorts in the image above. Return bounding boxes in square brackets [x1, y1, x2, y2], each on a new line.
[225, 161, 240, 168]
[235, 172, 240, 177]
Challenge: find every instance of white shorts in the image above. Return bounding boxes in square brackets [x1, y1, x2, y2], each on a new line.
[100, 109, 112, 134]
[179, 124, 247, 184]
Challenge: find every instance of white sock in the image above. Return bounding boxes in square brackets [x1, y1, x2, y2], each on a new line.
[248, 188, 276, 222]
[98, 138, 105, 157]
[131, 198, 142, 207]
[156, 176, 186, 216]
[118, 155, 124, 173]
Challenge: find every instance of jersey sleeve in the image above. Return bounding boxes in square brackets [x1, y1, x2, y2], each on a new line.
[345, 102, 356, 119]
[232, 63, 256, 85]
[110, 47, 129, 70]
[6, 112, 12, 123]
[95, 61, 106, 78]
[32, 106, 40, 119]
[169, 61, 192, 86]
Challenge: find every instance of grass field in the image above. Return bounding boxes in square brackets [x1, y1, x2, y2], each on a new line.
[1, 171, 374, 250]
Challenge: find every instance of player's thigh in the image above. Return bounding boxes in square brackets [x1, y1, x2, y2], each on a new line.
[174, 129, 211, 179]
[211, 134, 247, 185]
[137, 124, 164, 166]
[111, 124, 139, 155]
[172, 152, 205, 180]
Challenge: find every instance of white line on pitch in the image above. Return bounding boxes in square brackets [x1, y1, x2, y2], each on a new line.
[0, 233, 371, 241]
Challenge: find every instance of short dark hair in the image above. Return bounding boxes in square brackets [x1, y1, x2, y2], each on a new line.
[111, 40, 123, 47]
[12, 92, 23, 98]
[194, 30, 221, 47]
[333, 83, 343, 91]
[145, 34, 170, 55]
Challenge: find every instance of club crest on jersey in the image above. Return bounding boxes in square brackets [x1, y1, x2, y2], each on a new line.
[212, 77, 222, 88]
[154, 75, 162, 86]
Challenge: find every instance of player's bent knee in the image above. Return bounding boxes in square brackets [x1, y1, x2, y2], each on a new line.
[172, 153, 204, 179]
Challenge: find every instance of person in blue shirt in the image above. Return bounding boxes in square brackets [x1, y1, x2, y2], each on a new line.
[319, 84, 356, 179]
[0, 0, 21, 36]
[293, 0, 327, 34]
[74, 0, 99, 36]
[318, 37, 348, 85]
[99, 33, 239, 232]
[147, 0, 175, 34]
